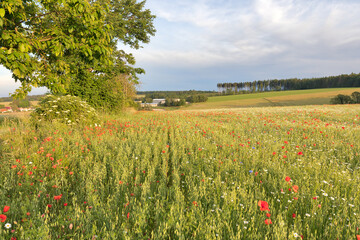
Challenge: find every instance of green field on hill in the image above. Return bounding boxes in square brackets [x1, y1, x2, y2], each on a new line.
[186, 88, 360, 109]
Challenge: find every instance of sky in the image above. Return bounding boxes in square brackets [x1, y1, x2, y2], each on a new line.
[1, 0, 360, 96]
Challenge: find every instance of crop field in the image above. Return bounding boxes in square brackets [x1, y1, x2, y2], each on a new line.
[0, 105, 360, 239]
[187, 88, 360, 109]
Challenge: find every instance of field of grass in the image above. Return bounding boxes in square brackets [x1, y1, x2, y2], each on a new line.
[0, 105, 360, 239]
[186, 88, 360, 109]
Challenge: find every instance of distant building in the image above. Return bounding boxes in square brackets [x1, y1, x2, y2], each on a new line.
[152, 99, 166, 105]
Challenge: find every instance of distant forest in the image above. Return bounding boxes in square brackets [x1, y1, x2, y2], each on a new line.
[217, 73, 360, 94]
[0, 94, 44, 102]
[137, 90, 217, 99]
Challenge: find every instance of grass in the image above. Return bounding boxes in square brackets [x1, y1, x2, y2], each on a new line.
[186, 88, 360, 109]
[0, 105, 359, 239]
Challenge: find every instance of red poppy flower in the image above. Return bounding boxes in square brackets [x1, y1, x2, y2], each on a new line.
[356, 235, 360, 240]
[292, 213, 296, 218]
[266, 213, 271, 217]
[0, 214, 7, 222]
[47, 204, 52, 208]
[258, 200, 270, 211]
[54, 195, 62, 201]
[297, 152, 303, 155]
[285, 176, 291, 182]
[264, 219, 272, 225]
[3, 206, 10, 213]
[292, 185, 299, 193]
[127, 212, 130, 219]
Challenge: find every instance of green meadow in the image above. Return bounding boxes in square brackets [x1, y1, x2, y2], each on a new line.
[186, 88, 360, 109]
[1, 104, 359, 239]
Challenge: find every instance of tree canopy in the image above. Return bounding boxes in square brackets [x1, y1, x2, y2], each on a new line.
[0, 0, 155, 104]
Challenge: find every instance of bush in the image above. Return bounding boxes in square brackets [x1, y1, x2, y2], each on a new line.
[351, 91, 360, 103]
[330, 94, 353, 104]
[186, 95, 208, 103]
[31, 95, 99, 125]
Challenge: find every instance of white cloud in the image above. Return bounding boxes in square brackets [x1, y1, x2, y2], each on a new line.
[137, 0, 360, 69]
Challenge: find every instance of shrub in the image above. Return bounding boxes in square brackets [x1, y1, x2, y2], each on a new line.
[186, 95, 208, 103]
[31, 95, 99, 125]
[330, 94, 353, 104]
[351, 91, 360, 103]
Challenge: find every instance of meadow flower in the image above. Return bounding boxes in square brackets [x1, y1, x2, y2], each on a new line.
[0, 214, 6, 222]
[3, 206, 10, 213]
[264, 219, 272, 225]
[258, 201, 270, 211]
[5, 223, 11, 229]
[54, 195, 62, 201]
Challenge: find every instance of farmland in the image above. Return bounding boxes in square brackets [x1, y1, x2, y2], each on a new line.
[187, 88, 360, 109]
[0, 105, 360, 239]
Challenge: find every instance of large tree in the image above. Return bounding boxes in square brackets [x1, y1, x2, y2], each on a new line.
[68, 0, 155, 110]
[0, 0, 155, 106]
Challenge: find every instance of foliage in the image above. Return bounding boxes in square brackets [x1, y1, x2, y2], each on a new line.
[63, 0, 155, 109]
[331, 91, 360, 104]
[30, 95, 99, 125]
[11, 99, 31, 108]
[68, 72, 137, 111]
[163, 98, 186, 106]
[0, 105, 359, 239]
[186, 94, 208, 103]
[0, 0, 155, 114]
[0, 94, 45, 103]
[139, 90, 218, 100]
[351, 91, 360, 103]
[0, 0, 114, 97]
[144, 97, 153, 103]
[218, 73, 360, 95]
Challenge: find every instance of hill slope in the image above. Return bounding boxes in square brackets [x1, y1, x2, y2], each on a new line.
[186, 88, 360, 109]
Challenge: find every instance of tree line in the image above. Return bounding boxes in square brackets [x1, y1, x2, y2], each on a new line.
[137, 91, 215, 104]
[217, 73, 360, 95]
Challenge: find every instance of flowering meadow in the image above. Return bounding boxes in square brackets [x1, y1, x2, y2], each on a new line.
[0, 105, 360, 239]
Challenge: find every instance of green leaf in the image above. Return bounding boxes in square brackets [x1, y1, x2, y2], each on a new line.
[13, 69, 21, 77]
[2, 33, 10, 40]
[0, 8, 5, 18]
[19, 43, 26, 52]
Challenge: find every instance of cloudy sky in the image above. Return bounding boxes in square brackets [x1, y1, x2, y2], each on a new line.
[1, 0, 360, 96]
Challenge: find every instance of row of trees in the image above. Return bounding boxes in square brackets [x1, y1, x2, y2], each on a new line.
[0, 0, 156, 111]
[138, 90, 216, 100]
[217, 73, 360, 94]
[331, 92, 360, 104]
